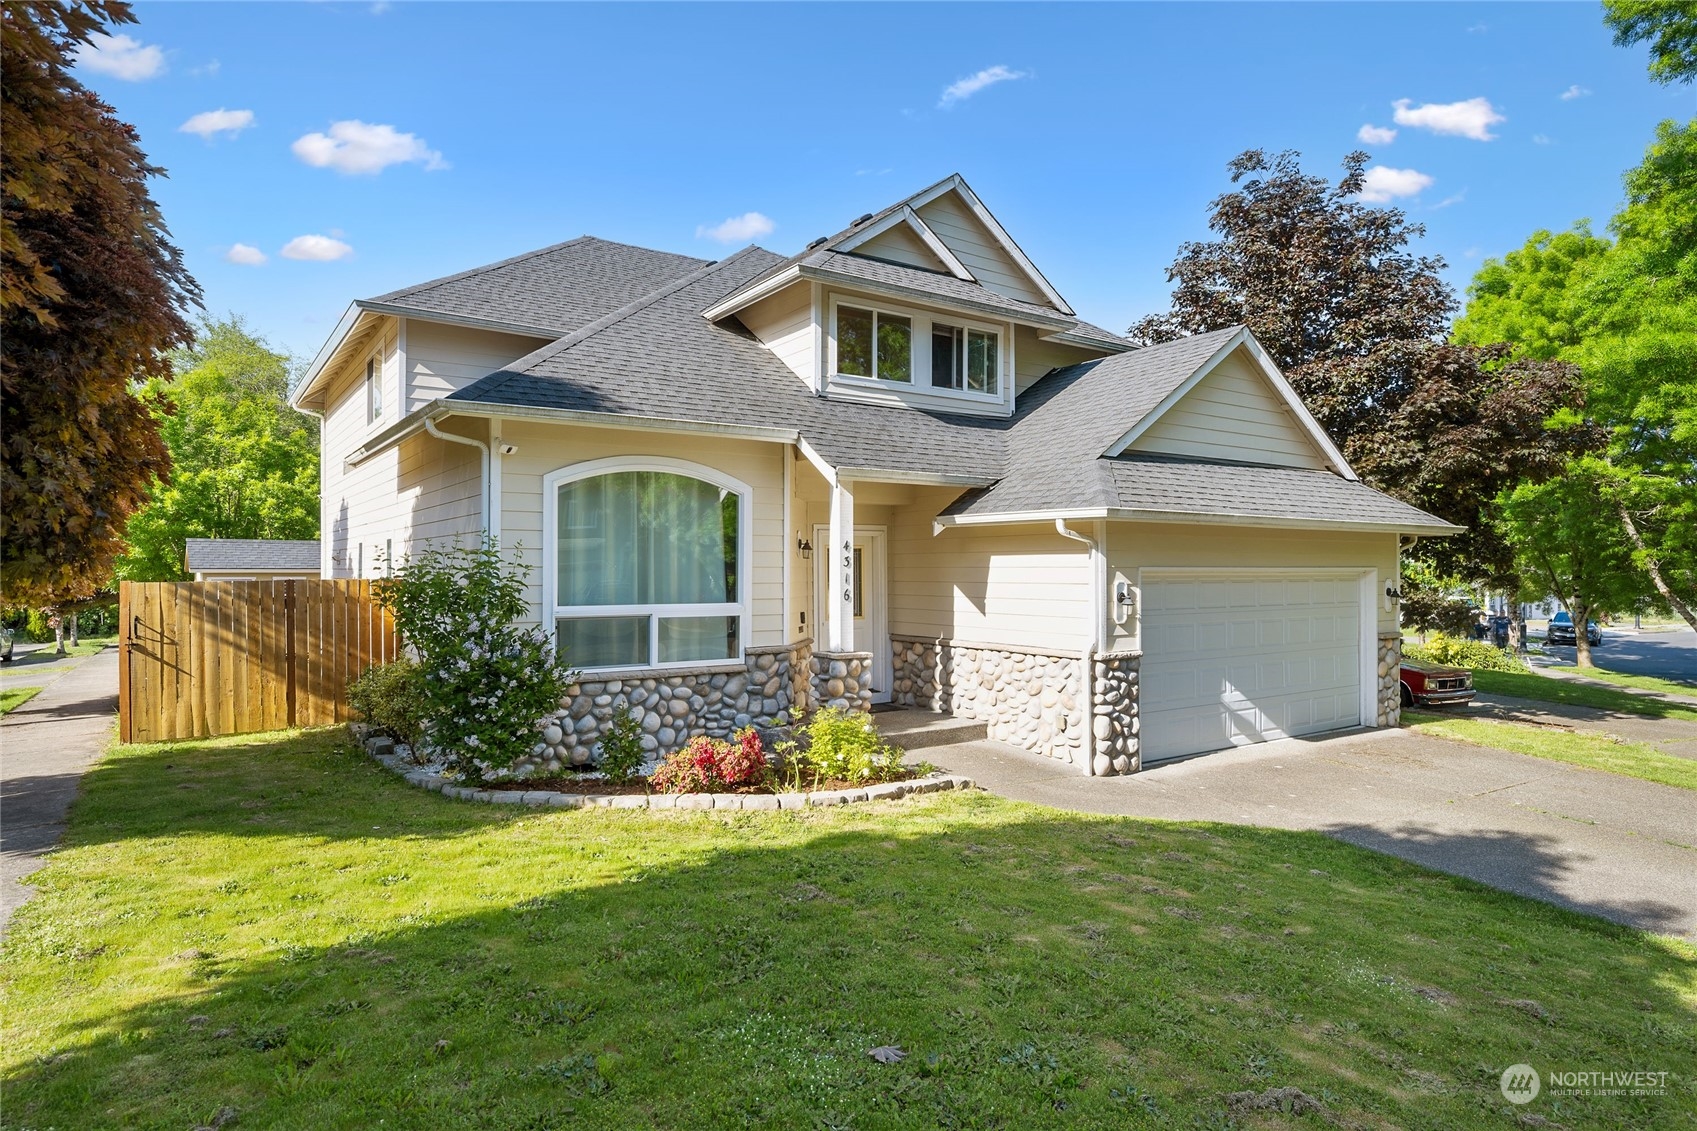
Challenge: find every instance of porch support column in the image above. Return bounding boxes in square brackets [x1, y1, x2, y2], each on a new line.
[827, 477, 855, 651]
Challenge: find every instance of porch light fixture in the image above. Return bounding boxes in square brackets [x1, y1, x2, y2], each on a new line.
[797, 536, 812, 560]
[1385, 584, 1402, 612]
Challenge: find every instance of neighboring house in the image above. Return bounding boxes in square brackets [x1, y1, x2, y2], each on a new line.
[290, 174, 1458, 776]
[184, 538, 322, 582]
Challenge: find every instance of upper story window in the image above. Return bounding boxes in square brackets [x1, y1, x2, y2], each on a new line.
[545, 459, 750, 672]
[830, 298, 1001, 399]
[365, 353, 383, 423]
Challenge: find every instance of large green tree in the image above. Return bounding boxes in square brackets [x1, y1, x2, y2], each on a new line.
[1454, 120, 1697, 636]
[1605, 0, 1697, 84]
[1130, 149, 1596, 585]
[1, 1, 199, 605]
[118, 318, 321, 581]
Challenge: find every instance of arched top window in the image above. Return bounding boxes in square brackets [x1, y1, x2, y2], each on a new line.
[543, 457, 750, 671]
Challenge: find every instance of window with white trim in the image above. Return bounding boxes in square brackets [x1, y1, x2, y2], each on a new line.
[550, 465, 746, 670]
[365, 352, 383, 423]
[830, 298, 1001, 398]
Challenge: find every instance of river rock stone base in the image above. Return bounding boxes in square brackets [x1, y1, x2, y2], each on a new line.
[1092, 651, 1141, 776]
[366, 742, 976, 809]
[1376, 633, 1402, 727]
[809, 649, 873, 711]
[893, 637, 1087, 766]
[507, 642, 805, 778]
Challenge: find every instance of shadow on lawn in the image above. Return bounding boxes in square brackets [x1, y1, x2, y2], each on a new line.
[7, 800, 1695, 1131]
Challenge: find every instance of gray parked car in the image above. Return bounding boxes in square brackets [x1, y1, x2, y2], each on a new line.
[0, 624, 13, 662]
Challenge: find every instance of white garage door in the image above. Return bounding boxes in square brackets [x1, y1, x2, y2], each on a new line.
[1141, 572, 1363, 763]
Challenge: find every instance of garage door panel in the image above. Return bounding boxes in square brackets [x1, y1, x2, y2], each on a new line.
[1142, 572, 1362, 762]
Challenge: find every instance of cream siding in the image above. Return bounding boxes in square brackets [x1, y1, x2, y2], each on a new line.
[855, 222, 950, 272]
[1128, 351, 1326, 469]
[1014, 326, 1102, 396]
[888, 488, 1093, 653]
[1104, 522, 1400, 650]
[320, 317, 484, 578]
[915, 192, 1050, 307]
[738, 283, 815, 386]
[497, 421, 788, 640]
[404, 319, 552, 414]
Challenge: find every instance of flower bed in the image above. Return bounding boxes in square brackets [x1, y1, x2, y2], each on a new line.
[364, 740, 977, 810]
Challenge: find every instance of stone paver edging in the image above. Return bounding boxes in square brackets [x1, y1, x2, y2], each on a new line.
[367, 748, 978, 810]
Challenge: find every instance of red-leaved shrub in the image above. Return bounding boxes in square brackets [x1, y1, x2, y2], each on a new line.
[650, 728, 770, 793]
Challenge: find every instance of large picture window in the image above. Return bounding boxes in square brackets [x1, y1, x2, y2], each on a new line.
[548, 463, 747, 670]
[831, 298, 1001, 398]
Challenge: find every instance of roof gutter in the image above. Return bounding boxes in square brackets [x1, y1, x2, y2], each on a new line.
[935, 507, 1464, 536]
[1052, 519, 1100, 777]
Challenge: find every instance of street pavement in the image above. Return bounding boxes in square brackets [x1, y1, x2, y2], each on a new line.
[1537, 625, 1697, 684]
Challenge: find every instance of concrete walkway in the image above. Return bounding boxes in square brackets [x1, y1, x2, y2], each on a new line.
[1, 647, 118, 936]
[925, 724, 1697, 940]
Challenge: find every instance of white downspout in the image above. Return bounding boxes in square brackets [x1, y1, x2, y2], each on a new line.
[424, 416, 491, 543]
[1054, 519, 1100, 776]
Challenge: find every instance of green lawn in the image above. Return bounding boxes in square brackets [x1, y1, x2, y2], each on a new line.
[0, 685, 44, 714]
[4, 730, 1694, 1130]
[4, 639, 110, 669]
[1403, 710, 1697, 792]
[1544, 664, 1697, 701]
[1472, 669, 1697, 721]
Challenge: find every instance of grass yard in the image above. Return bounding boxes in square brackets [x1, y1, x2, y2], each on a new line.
[1471, 669, 1697, 721]
[4, 731, 1694, 1130]
[4, 639, 110, 670]
[1543, 664, 1697, 701]
[1403, 710, 1697, 793]
[0, 685, 44, 714]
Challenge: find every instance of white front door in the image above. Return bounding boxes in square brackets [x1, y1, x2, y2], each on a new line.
[1140, 571, 1366, 762]
[813, 525, 890, 704]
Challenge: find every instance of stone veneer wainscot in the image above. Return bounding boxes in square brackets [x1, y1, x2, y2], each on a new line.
[1375, 632, 1402, 727]
[510, 641, 809, 777]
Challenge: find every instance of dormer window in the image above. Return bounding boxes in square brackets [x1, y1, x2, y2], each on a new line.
[830, 297, 1001, 399]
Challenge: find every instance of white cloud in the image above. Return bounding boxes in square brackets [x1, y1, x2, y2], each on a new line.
[1466, 22, 1488, 34]
[190, 59, 221, 78]
[72, 33, 166, 81]
[291, 120, 447, 175]
[695, 212, 775, 243]
[1559, 84, 1591, 101]
[280, 234, 353, 261]
[1392, 97, 1505, 141]
[179, 108, 255, 139]
[1532, 133, 1553, 146]
[938, 65, 1029, 108]
[1432, 190, 1467, 210]
[225, 243, 268, 266]
[1356, 166, 1435, 203]
[1357, 124, 1398, 145]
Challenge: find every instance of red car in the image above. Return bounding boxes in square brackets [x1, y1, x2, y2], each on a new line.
[1399, 659, 1475, 707]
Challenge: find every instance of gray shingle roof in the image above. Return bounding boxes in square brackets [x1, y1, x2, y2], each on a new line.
[449, 248, 1011, 481]
[367, 236, 708, 335]
[185, 539, 321, 572]
[1103, 454, 1459, 530]
[801, 250, 1072, 325]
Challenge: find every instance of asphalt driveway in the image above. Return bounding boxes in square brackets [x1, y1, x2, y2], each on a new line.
[929, 724, 1697, 940]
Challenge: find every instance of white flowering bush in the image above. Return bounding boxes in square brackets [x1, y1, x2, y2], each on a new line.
[374, 542, 578, 781]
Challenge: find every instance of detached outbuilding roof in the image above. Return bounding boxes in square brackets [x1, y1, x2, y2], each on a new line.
[184, 539, 321, 572]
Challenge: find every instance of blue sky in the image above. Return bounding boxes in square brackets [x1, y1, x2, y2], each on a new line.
[75, 2, 1693, 362]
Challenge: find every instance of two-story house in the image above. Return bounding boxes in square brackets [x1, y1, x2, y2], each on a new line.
[290, 175, 1458, 777]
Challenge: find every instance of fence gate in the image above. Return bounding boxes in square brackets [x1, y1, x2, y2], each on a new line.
[119, 579, 398, 743]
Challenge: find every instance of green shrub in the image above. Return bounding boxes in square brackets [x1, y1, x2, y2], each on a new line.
[1404, 633, 1530, 674]
[595, 705, 645, 784]
[347, 659, 428, 746]
[781, 708, 906, 789]
[372, 541, 579, 781]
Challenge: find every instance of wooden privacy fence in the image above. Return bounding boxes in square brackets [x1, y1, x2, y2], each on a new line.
[119, 579, 398, 743]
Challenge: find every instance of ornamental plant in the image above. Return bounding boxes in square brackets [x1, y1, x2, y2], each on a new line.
[1403, 633, 1531, 674]
[373, 541, 578, 780]
[650, 728, 770, 794]
[791, 707, 906, 785]
[595, 704, 645, 784]
[347, 657, 428, 747]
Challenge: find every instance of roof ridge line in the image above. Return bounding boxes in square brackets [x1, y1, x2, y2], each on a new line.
[369, 236, 709, 304]
[492, 247, 766, 378]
